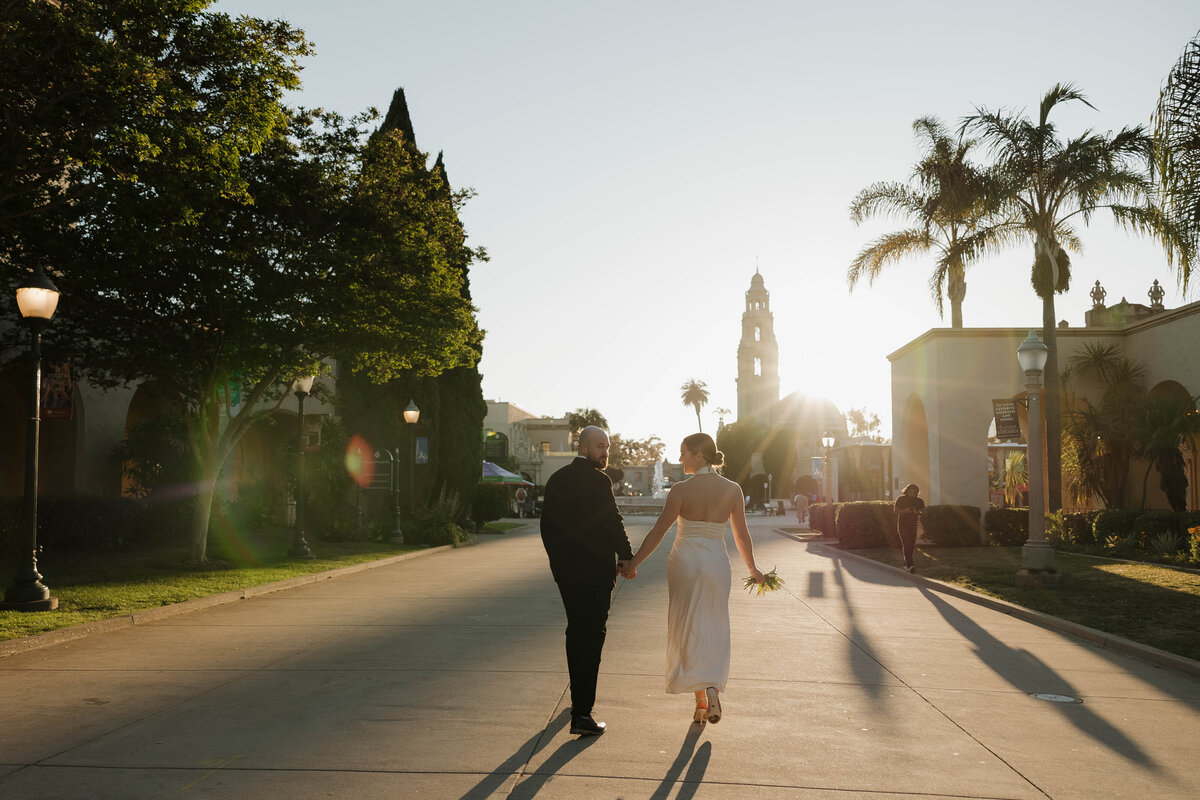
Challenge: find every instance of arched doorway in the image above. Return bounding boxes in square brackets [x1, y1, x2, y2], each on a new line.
[1144, 380, 1196, 510]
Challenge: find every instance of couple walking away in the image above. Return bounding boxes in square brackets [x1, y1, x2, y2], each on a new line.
[540, 426, 765, 736]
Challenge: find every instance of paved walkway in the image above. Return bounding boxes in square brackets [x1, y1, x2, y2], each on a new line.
[2, 517, 1199, 799]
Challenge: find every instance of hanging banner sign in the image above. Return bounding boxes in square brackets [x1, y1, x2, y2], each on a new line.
[41, 359, 74, 420]
[992, 399, 1022, 440]
[415, 437, 429, 465]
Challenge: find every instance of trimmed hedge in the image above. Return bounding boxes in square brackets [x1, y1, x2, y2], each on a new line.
[834, 501, 893, 550]
[923, 505, 981, 547]
[472, 484, 510, 528]
[985, 508, 1028, 546]
[808, 502, 839, 536]
[1093, 509, 1141, 542]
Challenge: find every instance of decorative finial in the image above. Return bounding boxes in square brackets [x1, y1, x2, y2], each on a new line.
[1089, 280, 1106, 309]
[1148, 279, 1165, 311]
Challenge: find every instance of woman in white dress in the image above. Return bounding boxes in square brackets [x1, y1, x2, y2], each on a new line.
[624, 433, 764, 724]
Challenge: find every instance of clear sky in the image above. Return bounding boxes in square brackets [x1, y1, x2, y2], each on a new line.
[217, 0, 1197, 454]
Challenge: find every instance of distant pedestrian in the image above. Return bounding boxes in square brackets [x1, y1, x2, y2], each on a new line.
[793, 492, 809, 526]
[894, 483, 924, 573]
[523, 485, 536, 518]
[515, 486, 528, 518]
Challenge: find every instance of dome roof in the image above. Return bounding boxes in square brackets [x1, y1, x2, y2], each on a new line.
[773, 392, 845, 433]
[749, 271, 765, 289]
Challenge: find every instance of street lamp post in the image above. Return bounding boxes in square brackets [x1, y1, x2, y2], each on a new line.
[390, 447, 404, 543]
[404, 400, 420, 528]
[288, 376, 315, 559]
[1016, 330, 1062, 588]
[2, 267, 61, 611]
[821, 431, 836, 505]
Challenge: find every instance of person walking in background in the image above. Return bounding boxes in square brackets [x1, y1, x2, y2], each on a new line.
[540, 426, 633, 736]
[523, 485, 537, 518]
[793, 491, 809, 526]
[514, 485, 528, 518]
[894, 483, 924, 573]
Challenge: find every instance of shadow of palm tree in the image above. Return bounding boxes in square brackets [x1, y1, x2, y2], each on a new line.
[649, 723, 707, 800]
[919, 587, 1162, 771]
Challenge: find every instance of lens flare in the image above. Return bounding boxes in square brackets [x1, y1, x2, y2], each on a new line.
[345, 435, 375, 488]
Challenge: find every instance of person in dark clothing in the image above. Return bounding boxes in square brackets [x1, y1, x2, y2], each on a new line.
[894, 483, 924, 573]
[540, 426, 633, 736]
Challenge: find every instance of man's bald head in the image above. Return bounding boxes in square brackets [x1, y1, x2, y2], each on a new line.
[577, 426, 610, 469]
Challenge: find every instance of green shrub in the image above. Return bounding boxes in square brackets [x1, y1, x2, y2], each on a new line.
[1147, 530, 1185, 556]
[808, 502, 839, 536]
[405, 490, 471, 547]
[986, 508, 1028, 546]
[1063, 511, 1102, 546]
[923, 505, 981, 547]
[1093, 509, 1141, 542]
[1190, 527, 1200, 563]
[472, 484, 510, 528]
[834, 501, 893, 549]
[1104, 532, 1141, 558]
[1133, 510, 1180, 538]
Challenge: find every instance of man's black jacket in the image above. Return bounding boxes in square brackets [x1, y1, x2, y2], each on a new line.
[540, 457, 633, 588]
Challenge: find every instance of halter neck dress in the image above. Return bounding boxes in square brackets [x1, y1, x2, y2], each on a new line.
[665, 515, 732, 693]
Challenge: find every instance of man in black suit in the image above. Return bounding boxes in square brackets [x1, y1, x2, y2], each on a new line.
[540, 425, 633, 736]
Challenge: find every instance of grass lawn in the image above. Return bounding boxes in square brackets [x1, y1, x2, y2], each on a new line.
[851, 545, 1200, 662]
[1, 527, 419, 643]
[482, 521, 527, 532]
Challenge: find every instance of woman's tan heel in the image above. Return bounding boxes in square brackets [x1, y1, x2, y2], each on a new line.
[705, 687, 721, 724]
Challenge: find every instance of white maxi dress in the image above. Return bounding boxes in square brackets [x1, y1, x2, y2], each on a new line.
[665, 517, 731, 693]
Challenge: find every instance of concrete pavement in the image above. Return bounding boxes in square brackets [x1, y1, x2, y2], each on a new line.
[2, 516, 1199, 799]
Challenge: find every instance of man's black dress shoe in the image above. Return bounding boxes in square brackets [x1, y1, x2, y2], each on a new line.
[570, 715, 606, 736]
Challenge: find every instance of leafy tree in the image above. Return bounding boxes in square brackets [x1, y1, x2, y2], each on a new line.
[716, 419, 764, 489]
[609, 434, 666, 467]
[1153, 30, 1200, 280]
[1, 1, 307, 275]
[12, 20, 482, 564]
[964, 84, 1175, 511]
[849, 117, 1003, 328]
[679, 379, 710, 431]
[844, 407, 883, 440]
[566, 408, 609, 444]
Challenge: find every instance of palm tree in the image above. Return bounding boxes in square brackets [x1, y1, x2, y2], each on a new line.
[964, 83, 1166, 511]
[680, 380, 709, 432]
[566, 408, 608, 446]
[849, 116, 1003, 328]
[1153, 30, 1200, 281]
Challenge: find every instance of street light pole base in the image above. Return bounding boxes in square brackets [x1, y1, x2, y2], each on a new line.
[389, 536, 405, 545]
[0, 596, 59, 611]
[1015, 569, 1064, 589]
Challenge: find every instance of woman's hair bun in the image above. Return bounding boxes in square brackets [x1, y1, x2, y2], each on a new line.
[709, 450, 725, 467]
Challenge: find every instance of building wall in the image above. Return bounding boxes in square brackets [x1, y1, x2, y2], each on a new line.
[889, 301, 1200, 514]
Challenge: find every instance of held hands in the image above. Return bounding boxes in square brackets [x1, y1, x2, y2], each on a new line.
[618, 559, 637, 580]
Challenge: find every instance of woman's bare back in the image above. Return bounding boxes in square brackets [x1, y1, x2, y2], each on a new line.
[675, 473, 742, 523]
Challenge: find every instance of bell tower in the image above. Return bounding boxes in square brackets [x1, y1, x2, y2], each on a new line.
[737, 270, 779, 424]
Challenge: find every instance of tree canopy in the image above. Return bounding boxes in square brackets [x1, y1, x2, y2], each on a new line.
[1, 2, 485, 563]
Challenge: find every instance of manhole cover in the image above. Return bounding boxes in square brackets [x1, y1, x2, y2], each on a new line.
[1030, 693, 1082, 704]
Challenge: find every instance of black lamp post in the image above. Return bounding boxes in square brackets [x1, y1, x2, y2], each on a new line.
[404, 400, 420, 520]
[2, 267, 61, 611]
[288, 375, 315, 559]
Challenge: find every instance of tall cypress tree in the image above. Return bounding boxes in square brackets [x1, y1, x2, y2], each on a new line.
[339, 88, 486, 521]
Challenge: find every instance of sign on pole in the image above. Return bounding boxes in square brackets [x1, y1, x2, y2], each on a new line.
[415, 437, 429, 465]
[992, 399, 1022, 440]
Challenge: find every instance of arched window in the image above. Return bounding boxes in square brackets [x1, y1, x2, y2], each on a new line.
[754, 326, 761, 342]
[754, 357, 762, 376]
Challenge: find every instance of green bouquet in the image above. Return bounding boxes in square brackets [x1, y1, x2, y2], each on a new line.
[743, 568, 783, 596]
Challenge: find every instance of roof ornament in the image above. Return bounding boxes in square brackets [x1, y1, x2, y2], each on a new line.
[1089, 280, 1106, 309]
[1148, 279, 1165, 311]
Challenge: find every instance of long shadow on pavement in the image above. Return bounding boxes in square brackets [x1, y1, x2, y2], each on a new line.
[459, 709, 573, 799]
[647, 722, 707, 800]
[918, 587, 1162, 771]
[505, 715, 602, 799]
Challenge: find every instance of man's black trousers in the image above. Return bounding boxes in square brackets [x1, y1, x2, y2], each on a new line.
[556, 583, 613, 716]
